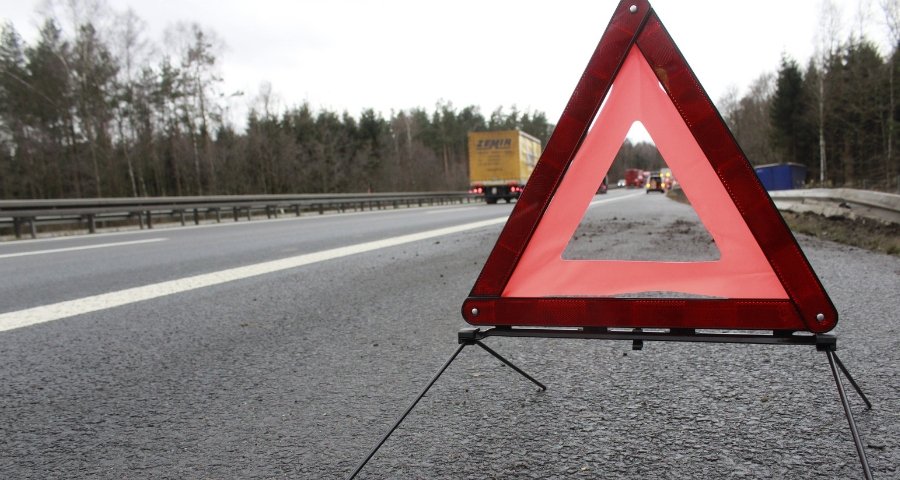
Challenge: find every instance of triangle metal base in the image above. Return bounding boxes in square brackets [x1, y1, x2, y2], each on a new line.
[347, 327, 874, 480]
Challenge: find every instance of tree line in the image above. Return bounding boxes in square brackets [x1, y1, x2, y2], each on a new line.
[1, 2, 898, 200]
[722, 11, 900, 191]
[0, 5, 552, 199]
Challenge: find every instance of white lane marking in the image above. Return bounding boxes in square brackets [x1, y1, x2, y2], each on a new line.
[425, 206, 481, 214]
[0, 238, 168, 260]
[588, 191, 644, 207]
[0, 217, 508, 332]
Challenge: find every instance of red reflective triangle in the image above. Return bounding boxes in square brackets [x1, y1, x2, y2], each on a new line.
[462, 0, 837, 333]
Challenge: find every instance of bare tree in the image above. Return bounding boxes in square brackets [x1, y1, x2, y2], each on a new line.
[882, 0, 899, 189]
[38, 0, 112, 40]
[814, 0, 844, 184]
[110, 8, 150, 197]
[721, 73, 778, 166]
[164, 22, 224, 195]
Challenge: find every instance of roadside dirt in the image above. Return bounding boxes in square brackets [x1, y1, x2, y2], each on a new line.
[781, 211, 900, 257]
[667, 187, 900, 257]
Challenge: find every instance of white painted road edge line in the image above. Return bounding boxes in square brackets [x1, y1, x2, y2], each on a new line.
[0, 217, 508, 332]
[589, 191, 644, 207]
[0, 238, 168, 259]
[425, 206, 481, 214]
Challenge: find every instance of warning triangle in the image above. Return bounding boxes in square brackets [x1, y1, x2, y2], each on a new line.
[462, 0, 837, 333]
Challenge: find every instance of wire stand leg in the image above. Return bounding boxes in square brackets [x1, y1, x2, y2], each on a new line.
[826, 350, 874, 480]
[474, 340, 546, 391]
[832, 352, 872, 409]
[346, 343, 467, 480]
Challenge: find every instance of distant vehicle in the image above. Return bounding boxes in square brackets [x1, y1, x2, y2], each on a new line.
[624, 168, 645, 188]
[468, 130, 541, 204]
[597, 176, 609, 194]
[659, 167, 675, 189]
[617, 179, 626, 187]
[645, 173, 665, 193]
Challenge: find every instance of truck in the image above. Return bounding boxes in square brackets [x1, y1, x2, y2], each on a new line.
[624, 168, 645, 188]
[467, 130, 541, 204]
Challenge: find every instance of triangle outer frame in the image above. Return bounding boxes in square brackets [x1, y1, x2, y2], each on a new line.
[461, 0, 837, 333]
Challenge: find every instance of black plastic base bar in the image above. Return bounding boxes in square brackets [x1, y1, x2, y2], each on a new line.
[346, 337, 544, 480]
[460, 326, 836, 347]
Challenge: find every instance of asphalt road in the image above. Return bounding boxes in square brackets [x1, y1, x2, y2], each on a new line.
[0, 190, 897, 479]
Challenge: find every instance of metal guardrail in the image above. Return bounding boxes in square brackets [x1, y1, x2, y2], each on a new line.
[768, 188, 900, 225]
[0, 192, 481, 240]
[4, 188, 895, 241]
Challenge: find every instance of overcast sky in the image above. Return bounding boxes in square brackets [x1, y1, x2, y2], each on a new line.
[1, 0, 892, 136]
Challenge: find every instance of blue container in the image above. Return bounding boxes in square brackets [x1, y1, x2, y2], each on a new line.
[754, 163, 806, 191]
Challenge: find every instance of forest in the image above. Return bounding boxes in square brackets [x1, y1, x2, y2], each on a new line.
[724, 43, 899, 191]
[1, 2, 898, 199]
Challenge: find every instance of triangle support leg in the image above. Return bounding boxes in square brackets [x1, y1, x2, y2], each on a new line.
[474, 340, 546, 391]
[825, 349, 874, 480]
[347, 329, 547, 479]
[346, 342, 467, 480]
[832, 352, 872, 410]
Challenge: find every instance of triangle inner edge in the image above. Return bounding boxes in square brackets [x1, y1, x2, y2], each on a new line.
[501, 46, 786, 300]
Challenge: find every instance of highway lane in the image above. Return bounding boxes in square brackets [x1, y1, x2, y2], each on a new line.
[0, 190, 896, 479]
[0, 199, 528, 315]
[0, 189, 642, 318]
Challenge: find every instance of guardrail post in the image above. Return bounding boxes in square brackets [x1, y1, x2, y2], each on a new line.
[193, 208, 199, 225]
[215, 208, 221, 223]
[247, 207, 252, 221]
[146, 211, 153, 229]
[295, 204, 301, 216]
[13, 217, 22, 239]
[265, 206, 272, 219]
[274, 206, 279, 219]
[87, 214, 96, 234]
[28, 217, 37, 238]
[233, 207, 239, 222]
[136, 212, 144, 229]
[318, 203, 324, 215]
